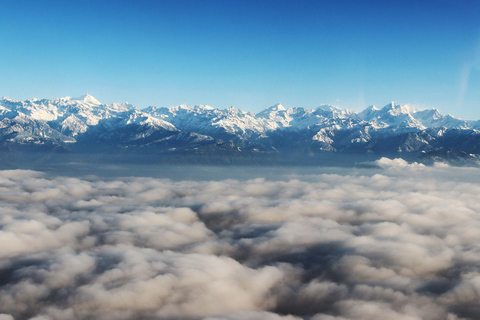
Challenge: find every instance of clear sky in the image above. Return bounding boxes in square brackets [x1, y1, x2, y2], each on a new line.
[1, 0, 480, 118]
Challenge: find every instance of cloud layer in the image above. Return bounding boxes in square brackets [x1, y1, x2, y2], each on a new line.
[1, 160, 480, 320]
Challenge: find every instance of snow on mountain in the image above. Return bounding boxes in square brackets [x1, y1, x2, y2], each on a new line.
[143, 101, 475, 139]
[255, 103, 292, 127]
[215, 106, 270, 135]
[106, 108, 178, 132]
[1, 95, 480, 158]
[145, 105, 225, 134]
[433, 114, 471, 130]
[0, 95, 179, 151]
[70, 93, 101, 105]
[357, 102, 423, 130]
[145, 104, 270, 138]
[357, 105, 379, 120]
[355, 103, 473, 131]
[312, 127, 336, 151]
[412, 108, 443, 127]
[0, 95, 158, 138]
[314, 105, 356, 120]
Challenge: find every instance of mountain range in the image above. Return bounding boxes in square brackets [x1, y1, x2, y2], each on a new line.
[1, 94, 480, 165]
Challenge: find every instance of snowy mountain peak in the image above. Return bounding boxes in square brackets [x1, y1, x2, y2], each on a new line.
[263, 103, 286, 112]
[380, 102, 398, 112]
[316, 104, 337, 111]
[357, 105, 378, 120]
[379, 102, 417, 116]
[2, 95, 480, 161]
[166, 104, 215, 112]
[272, 103, 286, 111]
[415, 108, 442, 120]
[315, 104, 354, 114]
[71, 94, 101, 105]
[225, 106, 241, 112]
[255, 104, 290, 123]
[314, 105, 354, 119]
[256, 103, 287, 116]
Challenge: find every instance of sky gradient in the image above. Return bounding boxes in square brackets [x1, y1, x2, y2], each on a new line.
[1, 0, 480, 118]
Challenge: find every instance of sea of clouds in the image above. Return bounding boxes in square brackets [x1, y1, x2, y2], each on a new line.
[1, 159, 480, 320]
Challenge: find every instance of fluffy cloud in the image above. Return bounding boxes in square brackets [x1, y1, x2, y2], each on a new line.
[0, 163, 479, 319]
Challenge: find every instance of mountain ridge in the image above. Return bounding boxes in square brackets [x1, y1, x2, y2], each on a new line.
[1, 94, 479, 165]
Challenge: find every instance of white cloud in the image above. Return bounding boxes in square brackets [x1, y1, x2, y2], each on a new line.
[0, 163, 479, 319]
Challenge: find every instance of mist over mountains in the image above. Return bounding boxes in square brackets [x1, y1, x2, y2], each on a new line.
[1, 94, 480, 165]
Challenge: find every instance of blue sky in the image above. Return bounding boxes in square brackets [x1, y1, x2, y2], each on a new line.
[1, 0, 480, 118]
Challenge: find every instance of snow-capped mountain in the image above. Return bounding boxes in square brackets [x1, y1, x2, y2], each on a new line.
[1, 94, 479, 164]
